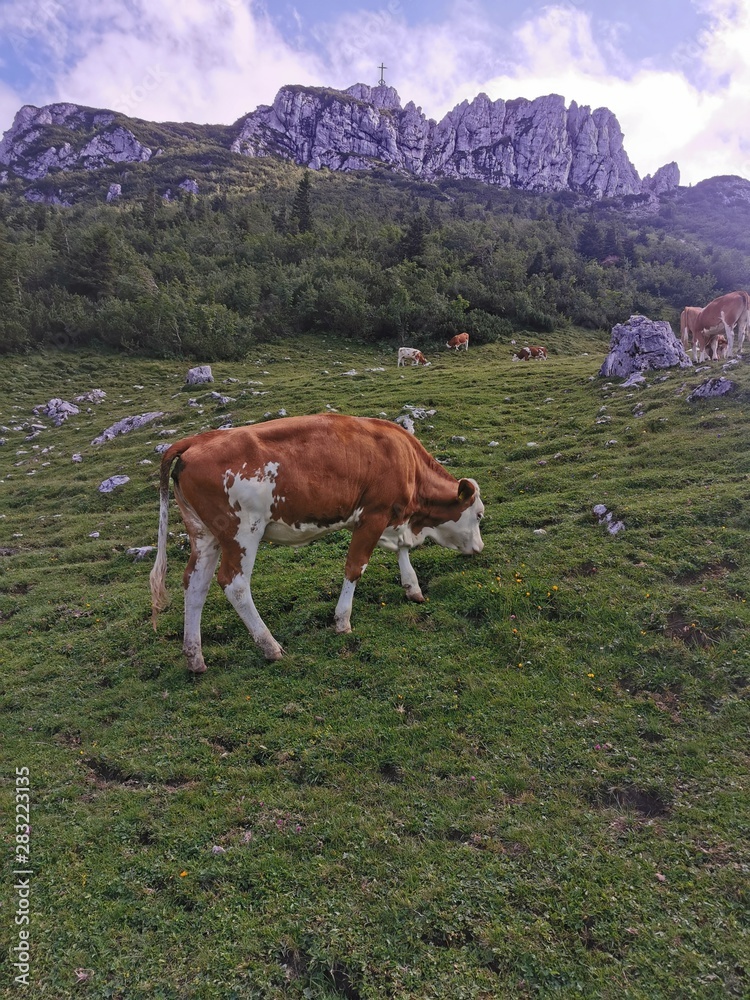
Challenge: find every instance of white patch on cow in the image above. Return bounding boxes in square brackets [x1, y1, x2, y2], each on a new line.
[426, 481, 485, 555]
[377, 521, 423, 552]
[224, 464, 364, 549]
[264, 508, 364, 545]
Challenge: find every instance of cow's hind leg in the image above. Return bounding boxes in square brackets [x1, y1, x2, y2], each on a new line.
[182, 532, 221, 673]
[218, 537, 284, 661]
[397, 546, 425, 603]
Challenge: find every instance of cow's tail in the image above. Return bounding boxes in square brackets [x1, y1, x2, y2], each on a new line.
[149, 440, 190, 629]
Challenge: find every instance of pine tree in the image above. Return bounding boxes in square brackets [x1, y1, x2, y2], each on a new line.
[291, 172, 313, 234]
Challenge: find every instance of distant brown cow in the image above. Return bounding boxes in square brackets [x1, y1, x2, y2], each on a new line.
[692, 291, 750, 360]
[512, 345, 547, 361]
[679, 306, 702, 353]
[446, 333, 469, 351]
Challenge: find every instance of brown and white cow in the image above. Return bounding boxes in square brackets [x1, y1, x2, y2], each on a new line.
[150, 414, 484, 671]
[679, 306, 702, 353]
[512, 345, 547, 361]
[692, 291, 750, 361]
[398, 347, 429, 366]
[446, 332, 469, 351]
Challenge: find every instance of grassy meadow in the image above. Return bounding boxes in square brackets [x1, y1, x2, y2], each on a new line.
[0, 331, 748, 998]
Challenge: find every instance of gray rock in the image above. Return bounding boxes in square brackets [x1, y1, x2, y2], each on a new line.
[599, 315, 692, 378]
[186, 365, 214, 385]
[106, 183, 121, 202]
[394, 415, 415, 434]
[127, 546, 156, 560]
[74, 389, 106, 403]
[91, 411, 164, 445]
[686, 376, 736, 401]
[33, 398, 80, 426]
[179, 178, 199, 194]
[98, 475, 130, 493]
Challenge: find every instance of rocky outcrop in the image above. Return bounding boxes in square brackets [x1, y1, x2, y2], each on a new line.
[0, 103, 151, 180]
[232, 84, 676, 198]
[0, 85, 680, 199]
[599, 315, 692, 377]
[642, 161, 680, 195]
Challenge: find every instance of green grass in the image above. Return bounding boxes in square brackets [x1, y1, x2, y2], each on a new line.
[0, 334, 749, 998]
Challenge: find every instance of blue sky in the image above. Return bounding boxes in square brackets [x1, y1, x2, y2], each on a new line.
[1, 0, 749, 185]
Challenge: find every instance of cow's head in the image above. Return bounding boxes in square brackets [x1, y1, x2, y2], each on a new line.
[426, 478, 484, 555]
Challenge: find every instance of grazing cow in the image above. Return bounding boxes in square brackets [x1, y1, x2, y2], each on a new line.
[150, 414, 484, 671]
[680, 306, 702, 353]
[513, 345, 547, 361]
[446, 333, 469, 351]
[398, 347, 429, 367]
[692, 291, 750, 361]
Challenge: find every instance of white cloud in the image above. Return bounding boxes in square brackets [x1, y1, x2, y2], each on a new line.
[0, 79, 23, 138]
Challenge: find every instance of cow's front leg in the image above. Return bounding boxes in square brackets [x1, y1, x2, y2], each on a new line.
[397, 546, 425, 603]
[218, 537, 284, 660]
[335, 519, 388, 633]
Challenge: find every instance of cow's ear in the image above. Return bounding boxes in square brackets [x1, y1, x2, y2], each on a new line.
[457, 479, 475, 503]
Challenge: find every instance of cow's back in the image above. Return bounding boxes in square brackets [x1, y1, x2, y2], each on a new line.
[169, 415, 428, 528]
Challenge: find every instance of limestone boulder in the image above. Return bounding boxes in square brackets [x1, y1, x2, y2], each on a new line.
[599, 315, 692, 378]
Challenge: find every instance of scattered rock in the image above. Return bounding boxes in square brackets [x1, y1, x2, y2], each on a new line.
[395, 415, 415, 434]
[186, 365, 214, 385]
[74, 389, 106, 404]
[402, 405, 437, 419]
[91, 412, 164, 445]
[127, 546, 155, 560]
[98, 475, 130, 493]
[593, 503, 625, 535]
[620, 372, 647, 388]
[33, 398, 80, 426]
[686, 377, 736, 402]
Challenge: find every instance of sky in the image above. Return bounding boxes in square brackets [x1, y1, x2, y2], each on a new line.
[1, 0, 749, 186]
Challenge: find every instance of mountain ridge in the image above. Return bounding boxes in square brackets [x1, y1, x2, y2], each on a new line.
[0, 83, 679, 201]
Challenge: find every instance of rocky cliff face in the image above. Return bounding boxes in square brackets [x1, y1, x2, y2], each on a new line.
[0, 103, 152, 180]
[0, 83, 679, 198]
[231, 84, 674, 198]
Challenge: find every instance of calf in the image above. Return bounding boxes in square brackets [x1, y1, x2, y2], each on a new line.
[398, 347, 429, 366]
[446, 333, 469, 351]
[150, 414, 484, 671]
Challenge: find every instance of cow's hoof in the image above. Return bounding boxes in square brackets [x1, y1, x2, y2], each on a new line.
[334, 622, 352, 635]
[262, 643, 284, 661]
[405, 589, 425, 603]
[186, 661, 207, 674]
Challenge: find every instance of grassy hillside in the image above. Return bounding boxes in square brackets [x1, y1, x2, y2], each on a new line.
[4, 160, 750, 360]
[1, 334, 748, 998]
